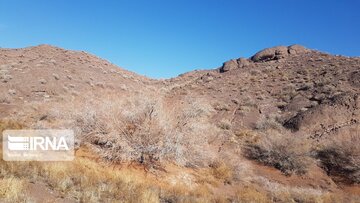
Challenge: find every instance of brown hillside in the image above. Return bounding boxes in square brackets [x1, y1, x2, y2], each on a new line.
[0, 44, 359, 202]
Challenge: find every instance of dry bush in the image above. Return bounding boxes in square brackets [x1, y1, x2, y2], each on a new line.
[17, 91, 217, 168]
[68, 97, 166, 169]
[68, 94, 215, 169]
[316, 130, 360, 183]
[255, 113, 282, 131]
[73, 103, 110, 136]
[244, 131, 312, 175]
[114, 100, 166, 167]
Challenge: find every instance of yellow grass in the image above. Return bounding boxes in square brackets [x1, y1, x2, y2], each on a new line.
[0, 177, 27, 202]
[234, 186, 269, 203]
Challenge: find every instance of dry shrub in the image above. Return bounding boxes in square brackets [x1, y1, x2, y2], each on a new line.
[255, 113, 282, 131]
[96, 98, 175, 168]
[75, 107, 109, 136]
[316, 130, 360, 183]
[68, 94, 215, 169]
[244, 131, 312, 175]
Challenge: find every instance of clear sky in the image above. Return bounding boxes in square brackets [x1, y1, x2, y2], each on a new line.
[0, 0, 359, 78]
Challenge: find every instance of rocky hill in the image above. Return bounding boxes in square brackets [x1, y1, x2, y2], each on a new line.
[0, 44, 359, 202]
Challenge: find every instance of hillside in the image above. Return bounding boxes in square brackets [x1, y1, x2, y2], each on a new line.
[0, 44, 359, 202]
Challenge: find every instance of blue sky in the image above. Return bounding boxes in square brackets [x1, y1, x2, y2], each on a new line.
[0, 0, 359, 78]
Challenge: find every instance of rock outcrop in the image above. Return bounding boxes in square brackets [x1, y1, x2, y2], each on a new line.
[284, 93, 359, 140]
[251, 44, 309, 62]
[219, 57, 251, 73]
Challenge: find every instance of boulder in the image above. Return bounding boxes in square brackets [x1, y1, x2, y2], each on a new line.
[251, 46, 289, 62]
[220, 59, 238, 72]
[288, 44, 309, 55]
[251, 45, 309, 62]
[220, 58, 251, 73]
[349, 71, 360, 88]
[237, 57, 251, 68]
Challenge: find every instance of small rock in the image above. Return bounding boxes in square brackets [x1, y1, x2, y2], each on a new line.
[96, 82, 105, 88]
[8, 89, 16, 95]
[120, 84, 128, 91]
[39, 79, 47, 84]
[53, 73, 60, 80]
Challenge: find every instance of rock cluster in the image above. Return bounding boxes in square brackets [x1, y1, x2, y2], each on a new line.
[220, 45, 309, 73]
[251, 45, 309, 62]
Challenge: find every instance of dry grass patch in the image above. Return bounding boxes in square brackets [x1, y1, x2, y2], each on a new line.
[234, 186, 269, 203]
[0, 153, 158, 202]
[0, 119, 24, 132]
[0, 152, 226, 202]
[0, 177, 27, 202]
[271, 191, 356, 203]
[209, 161, 233, 183]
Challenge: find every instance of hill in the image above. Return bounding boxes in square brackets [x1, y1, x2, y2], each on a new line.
[0, 44, 359, 202]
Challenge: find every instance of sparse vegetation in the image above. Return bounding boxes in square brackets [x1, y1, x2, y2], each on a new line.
[244, 132, 312, 175]
[218, 119, 232, 130]
[255, 114, 282, 131]
[69, 95, 215, 169]
[0, 148, 266, 202]
[316, 131, 360, 183]
[234, 186, 268, 203]
[0, 44, 359, 201]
